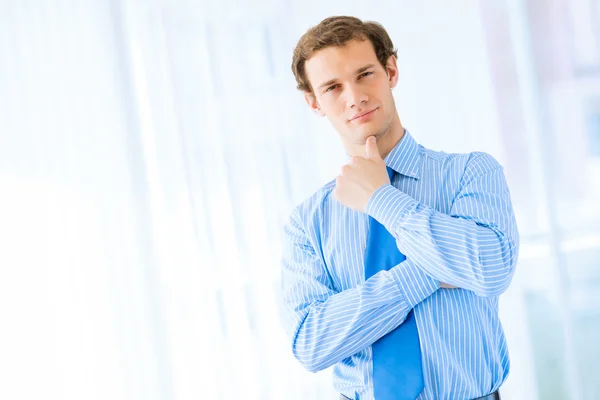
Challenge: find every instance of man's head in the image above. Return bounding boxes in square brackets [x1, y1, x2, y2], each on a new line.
[292, 16, 402, 156]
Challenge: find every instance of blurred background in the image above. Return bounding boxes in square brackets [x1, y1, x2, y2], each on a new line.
[1, 0, 599, 399]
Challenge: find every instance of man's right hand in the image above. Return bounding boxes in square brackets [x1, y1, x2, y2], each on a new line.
[441, 282, 458, 289]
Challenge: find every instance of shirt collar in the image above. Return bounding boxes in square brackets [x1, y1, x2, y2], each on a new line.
[384, 129, 422, 180]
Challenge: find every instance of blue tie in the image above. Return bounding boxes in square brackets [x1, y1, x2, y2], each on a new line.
[364, 167, 424, 400]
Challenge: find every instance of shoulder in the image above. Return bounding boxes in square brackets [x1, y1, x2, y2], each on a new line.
[420, 146, 503, 180]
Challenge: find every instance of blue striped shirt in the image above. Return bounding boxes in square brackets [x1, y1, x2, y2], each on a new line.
[280, 130, 519, 399]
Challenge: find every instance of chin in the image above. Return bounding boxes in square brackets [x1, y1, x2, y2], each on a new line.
[357, 128, 385, 141]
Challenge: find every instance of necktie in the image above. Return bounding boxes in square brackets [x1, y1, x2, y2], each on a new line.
[364, 167, 424, 400]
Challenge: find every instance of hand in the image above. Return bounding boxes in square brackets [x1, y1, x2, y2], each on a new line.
[333, 136, 390, 213]
[440, 282, 458, 289]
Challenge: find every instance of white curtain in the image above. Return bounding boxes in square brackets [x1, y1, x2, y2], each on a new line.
[1, 0, 599, 399]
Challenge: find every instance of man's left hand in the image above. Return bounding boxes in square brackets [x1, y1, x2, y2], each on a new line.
[333, 136, 390, 213]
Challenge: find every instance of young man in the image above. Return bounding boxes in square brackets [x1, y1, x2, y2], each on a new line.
[280, 16, 519, 400]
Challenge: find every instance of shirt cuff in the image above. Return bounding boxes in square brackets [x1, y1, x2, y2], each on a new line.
[366, 184, 417, 232]
[389, 259, 440, 309]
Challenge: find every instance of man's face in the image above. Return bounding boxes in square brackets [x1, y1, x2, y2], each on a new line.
[304, 39, 399, 150]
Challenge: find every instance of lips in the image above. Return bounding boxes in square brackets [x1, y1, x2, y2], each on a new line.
[350, 107, 378, 121]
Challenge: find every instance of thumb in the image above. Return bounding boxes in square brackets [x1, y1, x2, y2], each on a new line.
[365, 136, 381, 160]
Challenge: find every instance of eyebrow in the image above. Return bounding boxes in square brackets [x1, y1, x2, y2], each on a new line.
[317, 63, 376, 90]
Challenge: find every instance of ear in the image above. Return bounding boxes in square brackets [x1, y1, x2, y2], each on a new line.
[304, 92, 326, 117]
[385, 55, 399, 89]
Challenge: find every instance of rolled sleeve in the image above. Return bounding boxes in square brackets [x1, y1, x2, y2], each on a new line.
[366, 184, 417, 232]
[389, 258, 440, 308]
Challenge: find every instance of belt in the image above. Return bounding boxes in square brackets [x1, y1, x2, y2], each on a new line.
[339, 389, 500, 399]
[474, 391, 501, 400]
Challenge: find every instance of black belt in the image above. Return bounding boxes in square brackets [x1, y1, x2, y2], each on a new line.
[474, 390, 501, 400]
[339, 390, 500, 399]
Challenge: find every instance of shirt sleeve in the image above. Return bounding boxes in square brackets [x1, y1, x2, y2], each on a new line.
[280, 208, 439, 373]
[366, 152, 520, 297]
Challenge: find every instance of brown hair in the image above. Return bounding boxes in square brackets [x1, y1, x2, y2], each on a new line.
[292, 16, 398, 93]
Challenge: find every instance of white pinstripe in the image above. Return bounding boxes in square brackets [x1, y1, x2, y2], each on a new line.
[281, 131, 519, 400]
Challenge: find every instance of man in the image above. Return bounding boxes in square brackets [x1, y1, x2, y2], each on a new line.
[280, 16, 519, 400]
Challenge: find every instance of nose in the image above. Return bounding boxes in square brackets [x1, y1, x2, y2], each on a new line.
[346, 83, 368, 109]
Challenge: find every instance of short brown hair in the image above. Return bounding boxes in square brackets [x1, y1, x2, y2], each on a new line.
[292, 16, 398, 93]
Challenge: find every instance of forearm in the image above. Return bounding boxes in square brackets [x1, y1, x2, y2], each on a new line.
[367, 185, 519, 297]
[283, 259, 438, 373]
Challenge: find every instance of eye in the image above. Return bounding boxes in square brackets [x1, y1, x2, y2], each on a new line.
[325, 84, 340, 93]
[359, 71, 373, 79]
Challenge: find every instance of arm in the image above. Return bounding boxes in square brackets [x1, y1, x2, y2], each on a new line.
[280, 209, 439, 373]
[367, 153, 519, 297]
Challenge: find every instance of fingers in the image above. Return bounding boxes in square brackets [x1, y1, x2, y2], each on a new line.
[340, 164, 354, 175]
[365, 136, 381, 160]
[440, 282, 458, 289]
[349, 156, 361, 165]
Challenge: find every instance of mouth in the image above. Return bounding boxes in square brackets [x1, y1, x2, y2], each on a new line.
[350, 107, 378, 122]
